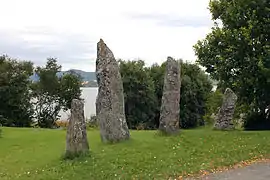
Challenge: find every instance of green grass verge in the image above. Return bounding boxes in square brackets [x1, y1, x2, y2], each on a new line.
[1, 127, 270, 180]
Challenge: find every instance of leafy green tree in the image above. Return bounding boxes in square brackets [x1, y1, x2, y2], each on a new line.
[194, 0, 270, 128]
[60, 72, 82, 110]
[119, 60, 158, 129]
[0, 55, 34, 127]
[180, 62, 213, 128]
[119, 58, 213, 129]
[148, 61, 212, 129]
[32, 58, 81, 128]
[148, 63, 166, 125]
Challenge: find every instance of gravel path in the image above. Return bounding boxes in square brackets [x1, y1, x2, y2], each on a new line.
[186, 162, 270, 180]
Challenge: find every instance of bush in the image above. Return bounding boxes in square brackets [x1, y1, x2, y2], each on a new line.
[0, 120, 2, 138]
[136, 123, 150, 130]
[55, 120, 69, 128]
[244, 111, 270, 130]
[203, 114, 215, 126]
[203, 90, 223, 126]
[0, 115, 7, 127]
[87, 115, 99, 129]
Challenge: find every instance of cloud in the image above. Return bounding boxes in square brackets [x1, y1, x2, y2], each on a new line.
[0, 0, 213, 71]
[0, 28, 96, 70]
[126, 13, 212, 28]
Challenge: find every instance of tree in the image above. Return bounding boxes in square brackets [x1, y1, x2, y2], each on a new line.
[60, 71, 82, 110]
[194, 0, 270, 128]
[148, 63, 166, 125]
[119, 60, 158, 129]
[0, 55, 34, 127]
[148, 61, 212, 129]
[32, 58, 81, 128]
[180, 62, 213, 128]
[119, 59, 212, 129]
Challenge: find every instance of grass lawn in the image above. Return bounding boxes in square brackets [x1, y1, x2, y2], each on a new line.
[1, 127, 270, 180]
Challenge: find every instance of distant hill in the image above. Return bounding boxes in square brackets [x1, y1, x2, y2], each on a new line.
[59, 69, 96, 82]
[30, 69, 96, 82]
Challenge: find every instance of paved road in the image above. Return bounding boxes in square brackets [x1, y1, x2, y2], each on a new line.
[186, 162, 270, 180]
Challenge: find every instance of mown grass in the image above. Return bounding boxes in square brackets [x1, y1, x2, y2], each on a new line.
[1, 127, 270, 180]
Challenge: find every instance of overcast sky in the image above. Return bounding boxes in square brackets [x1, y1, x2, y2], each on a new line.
[0, 0, 213, 72]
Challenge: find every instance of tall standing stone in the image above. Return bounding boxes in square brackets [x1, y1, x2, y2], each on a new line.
[214, 88, 237, 130]
[96, 39, 130, 143]
[159, 57, 181, 134]
[65, 99, 89, 158]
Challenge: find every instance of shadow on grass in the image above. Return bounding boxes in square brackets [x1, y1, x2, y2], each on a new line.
[154, 130, 182, 138]
[62, 151, 91, 161]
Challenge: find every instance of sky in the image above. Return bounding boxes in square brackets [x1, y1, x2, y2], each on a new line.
[0, 0, 214, 72]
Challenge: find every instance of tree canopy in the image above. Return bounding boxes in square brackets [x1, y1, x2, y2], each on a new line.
[0, 55, 213, 129]
[119, 60, 158, 129]
[194, 0, 270, 128]
[120, 59, 213, 129]
[0, 56, 82, 128]
[0, 55, 34, 127]
[32, 58, 82, 128]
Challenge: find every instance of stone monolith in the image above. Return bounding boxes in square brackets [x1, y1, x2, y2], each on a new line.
[66, 99, 89, 158]
[214, 88, 237, 130]
[96, 39, 130, 143]
[159, 57, 181, 134]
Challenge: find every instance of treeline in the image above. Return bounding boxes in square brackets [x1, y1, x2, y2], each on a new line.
[0, 55, 222, 129]
[0, 55, 81, 128]
[194, 0, 270, 130]
[119, 59, 215, 129]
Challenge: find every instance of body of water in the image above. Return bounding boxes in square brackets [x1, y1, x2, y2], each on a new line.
[59, 85, 217, 120]
[59, 87, 98, 120]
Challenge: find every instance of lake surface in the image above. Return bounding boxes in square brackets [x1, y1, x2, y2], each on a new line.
[59, 87, 98, 120]
[57, 85, 217, 120]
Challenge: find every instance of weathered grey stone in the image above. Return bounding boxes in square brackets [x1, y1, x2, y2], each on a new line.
[65, 99, 89, 157]
[96, 39, 130, 143]
[159, 57, 181, 134]
[214, 88, 237, 130]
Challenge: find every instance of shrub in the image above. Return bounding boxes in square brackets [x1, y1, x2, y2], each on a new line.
[136, 123, 148, 130]
[55, 120, 69, 128]
[203, 90, 223, 126]
[244, 111, 270, 130]
[203, 114, 215, 126]
[87, 115, 99, 129]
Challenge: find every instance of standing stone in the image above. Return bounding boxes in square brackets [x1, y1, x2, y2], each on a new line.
[214, 88, 237, 130]
[65, 99, 89, 158]
[159, 57, 181, 134]
[96, 39, 130, 143]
